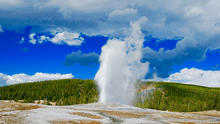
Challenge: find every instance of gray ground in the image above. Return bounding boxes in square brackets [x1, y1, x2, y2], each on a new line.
[0, 101, 220, 124]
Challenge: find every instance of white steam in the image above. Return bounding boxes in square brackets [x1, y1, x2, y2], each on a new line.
[94, 17, 149, 105]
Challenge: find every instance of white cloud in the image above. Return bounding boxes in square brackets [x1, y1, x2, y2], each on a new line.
[38, 35, 50, 44]
[51, 28, 64, 35]
[46, 0, 127, 15]
[19, 37, 25, 44]
[2, 0, 220, 39]
[1, 0, 220, 80]
[185, 6, 204, 16]
[141, 36, 210, 78]
[27, 30, 84, 46]
[50, 31, 84, 46]
[0, 72, 74, 85]
[0, 0, 22, 8]
[108, 8, 138, 22]
[167, 68, 220, 87]
[0, 25, 4, 33]
[29, 33, 37, 44]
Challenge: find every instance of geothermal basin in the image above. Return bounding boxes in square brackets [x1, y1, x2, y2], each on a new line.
[0, 101, 220, 124]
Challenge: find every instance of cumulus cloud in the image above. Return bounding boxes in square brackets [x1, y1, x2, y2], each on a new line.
[0, 72, 74, 85]
[29, 33, 37, 44]
[108, 8, 138, 22]
[38, 35, 50, 44]
[19, 37, 25, 44]
[0, 0, 22, 8]
[1, 0, 220, 80]
[63, 50, 99, 66]
[45, 0, 127, 17]
[0, 0, 218, 36]
[50, 31, 84, 46]
[166, 68, 220, 87]
[141, 35, 216, 78]
[0, 25, 4, 33]
[1, 0, 220, 39]
[28, 31, 84, 46]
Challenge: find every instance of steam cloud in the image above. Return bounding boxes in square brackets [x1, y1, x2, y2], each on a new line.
[95, 17, 149, 105]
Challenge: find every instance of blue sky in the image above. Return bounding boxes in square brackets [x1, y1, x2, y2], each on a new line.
[0, 0, 220, 87]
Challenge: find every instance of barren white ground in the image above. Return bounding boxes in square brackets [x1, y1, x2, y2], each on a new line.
[1, 101, 220, 124]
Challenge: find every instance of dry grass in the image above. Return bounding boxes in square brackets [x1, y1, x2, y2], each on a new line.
[50, 120, 102, 124]
[0, 113, 27, 124]
[16, 105, 40, 110]
[67, 107, 215, 120]
[66, 108, 147, 119]
[160, 113, 210, 120]
[94, 109, 211, 120]
[169, 121, 196, 124]
[71, 112, 104, 119]
[92, 109, 146, 119]
[0, 101, 41, 124]
[65, 108, 146, 119]
[0, 101, 41, 112]
[183, 111, 220, 118]
[129, 111, 210, 120]
[169, 121, 220, 124]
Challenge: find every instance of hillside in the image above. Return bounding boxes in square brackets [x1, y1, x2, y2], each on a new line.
[1, 79, 220, 112]
[0, 79, 99, 105]
[133, 81, 220, 112]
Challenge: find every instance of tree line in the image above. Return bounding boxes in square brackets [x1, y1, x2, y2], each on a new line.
[0, 79, 99, 105]
[134, 81, 220, 112]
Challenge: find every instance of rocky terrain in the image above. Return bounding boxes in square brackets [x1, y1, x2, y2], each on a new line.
[0, 101, 220, 124]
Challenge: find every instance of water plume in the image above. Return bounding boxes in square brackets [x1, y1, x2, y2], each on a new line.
[95, 17, 149, 105]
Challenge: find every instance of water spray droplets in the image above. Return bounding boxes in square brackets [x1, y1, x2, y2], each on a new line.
[95, 17, 149, 105]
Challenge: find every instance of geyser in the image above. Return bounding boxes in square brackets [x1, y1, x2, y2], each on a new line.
[95, 17, 149, 105]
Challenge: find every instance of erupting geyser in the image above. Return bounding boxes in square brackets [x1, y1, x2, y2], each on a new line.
[95, 17, 149, 105]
